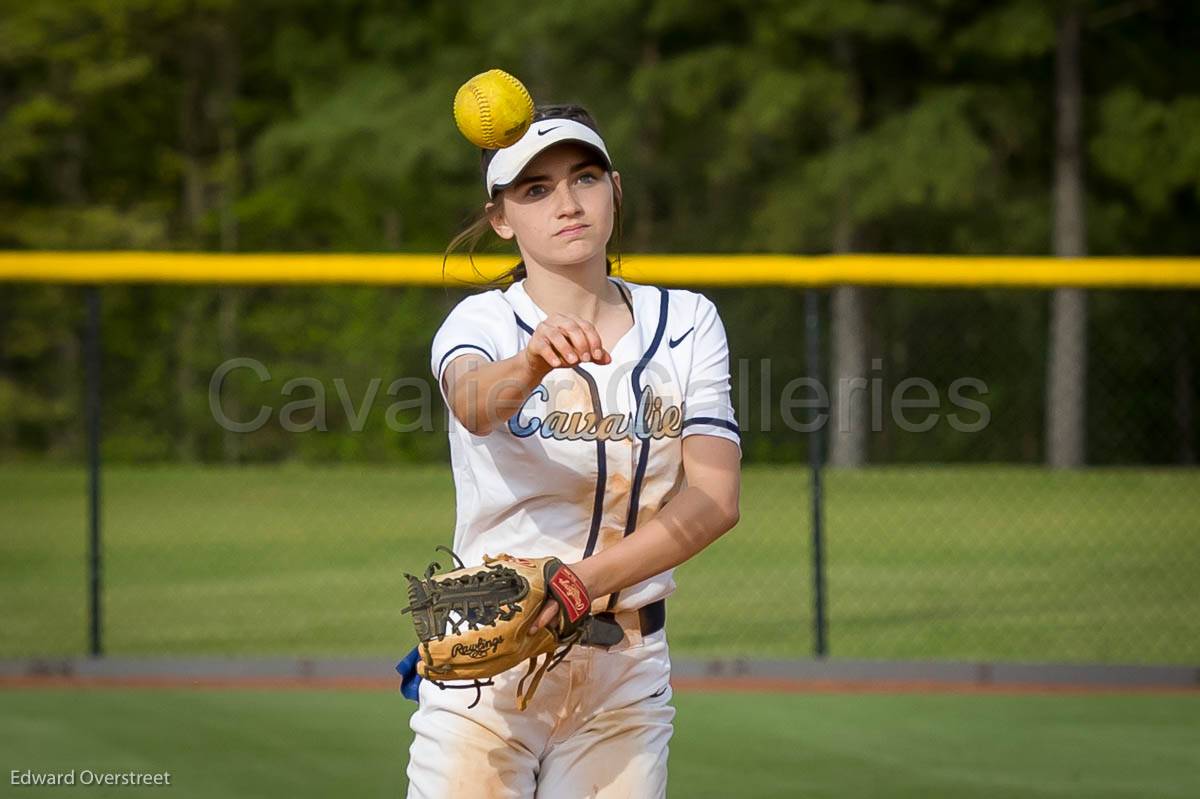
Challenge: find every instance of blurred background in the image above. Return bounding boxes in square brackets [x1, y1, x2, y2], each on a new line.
[2, 0, 1198, 255]
[1, 2, 1198, 796]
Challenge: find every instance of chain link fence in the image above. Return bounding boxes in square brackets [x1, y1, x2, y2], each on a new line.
[1, 279, 1197, 665]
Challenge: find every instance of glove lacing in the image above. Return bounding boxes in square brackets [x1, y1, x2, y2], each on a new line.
[515, 629, 581, 711]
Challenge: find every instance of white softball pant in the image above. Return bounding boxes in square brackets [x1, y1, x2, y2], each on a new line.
[405, 627, 674, 798]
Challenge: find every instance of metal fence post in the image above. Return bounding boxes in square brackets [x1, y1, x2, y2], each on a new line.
[806, 289, 828, 657]
[85, 285, 103, 657]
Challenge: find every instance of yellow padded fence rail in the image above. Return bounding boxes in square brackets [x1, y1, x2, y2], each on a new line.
[0, 251, 1198, 288]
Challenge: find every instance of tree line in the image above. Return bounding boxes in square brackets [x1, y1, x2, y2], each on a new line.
[1, 1, 1196, 465]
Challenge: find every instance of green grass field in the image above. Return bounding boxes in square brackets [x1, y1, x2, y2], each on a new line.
[1, 688, 1197, 798]
[1, 464, 1198, 663]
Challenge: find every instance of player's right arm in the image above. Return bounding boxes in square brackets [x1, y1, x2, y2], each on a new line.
[442, 312, 611, 436]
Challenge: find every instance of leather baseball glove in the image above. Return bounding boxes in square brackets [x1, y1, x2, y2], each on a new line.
[402, 547, 622, 710]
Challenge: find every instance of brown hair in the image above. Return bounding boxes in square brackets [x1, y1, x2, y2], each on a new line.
[442, 104, 623, 290]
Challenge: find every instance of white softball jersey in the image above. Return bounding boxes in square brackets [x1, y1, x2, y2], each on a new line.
[429, 276, 740, 614]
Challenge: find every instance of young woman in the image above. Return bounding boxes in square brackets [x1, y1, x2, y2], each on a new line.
[402, 104, 742, 798]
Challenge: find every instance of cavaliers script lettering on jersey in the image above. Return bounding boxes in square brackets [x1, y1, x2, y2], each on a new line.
[430, 277, 740, 613]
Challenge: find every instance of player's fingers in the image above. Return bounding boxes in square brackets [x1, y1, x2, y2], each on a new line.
[570, 317, 606, 361]
[528, 601, 559, 636]
[554, 314, 606, 362]
[552, 317, 596, 362]
[544, 328, 582, 365]
[557, 314, 602, 354]
[529, 335, 564, 368]
[532, 322, 578, 367]
[566, 328, 609, 362]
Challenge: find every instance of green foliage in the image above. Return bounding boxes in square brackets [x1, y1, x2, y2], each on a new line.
[951, 0, 1056, 59]
[1092, 88, 1200, 213]
[752, 89, 992, 250]
[0, 205, 169, 249]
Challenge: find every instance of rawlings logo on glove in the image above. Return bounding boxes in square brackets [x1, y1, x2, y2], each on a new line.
[450, 636, 505, 659]
[401, 547, 607, 710]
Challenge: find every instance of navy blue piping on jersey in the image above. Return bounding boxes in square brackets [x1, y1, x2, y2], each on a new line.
[437, 343, 494, 381]
[624, 287, 670, 537]
[572, 368, 608, 558]
[607, 287, 670, 611]
[682, 416, 741, 435]
[512, 312, 608, 561]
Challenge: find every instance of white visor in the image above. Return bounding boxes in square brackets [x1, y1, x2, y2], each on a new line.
[485, 118, 612, 196]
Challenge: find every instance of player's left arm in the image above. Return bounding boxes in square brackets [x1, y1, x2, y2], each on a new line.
[530, 433, 740, 632]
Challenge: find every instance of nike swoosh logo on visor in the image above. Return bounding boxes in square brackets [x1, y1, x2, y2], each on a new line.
[668, 327, 695, 348]
[537, 126, 561, 136]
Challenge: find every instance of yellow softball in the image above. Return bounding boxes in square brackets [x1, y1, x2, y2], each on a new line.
[453, 69, 535, 149]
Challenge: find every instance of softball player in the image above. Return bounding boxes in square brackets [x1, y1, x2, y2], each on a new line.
[400, 104, 742, 798]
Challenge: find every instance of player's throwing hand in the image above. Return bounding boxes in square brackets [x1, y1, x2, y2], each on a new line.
[524, 313, 612, 372]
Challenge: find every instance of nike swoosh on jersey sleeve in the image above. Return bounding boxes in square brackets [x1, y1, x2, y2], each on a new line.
[668, 327, 694, 348]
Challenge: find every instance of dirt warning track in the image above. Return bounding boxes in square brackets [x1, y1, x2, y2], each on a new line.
[2, 673, 1197, 695]
[2, 656, 1197, 694]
